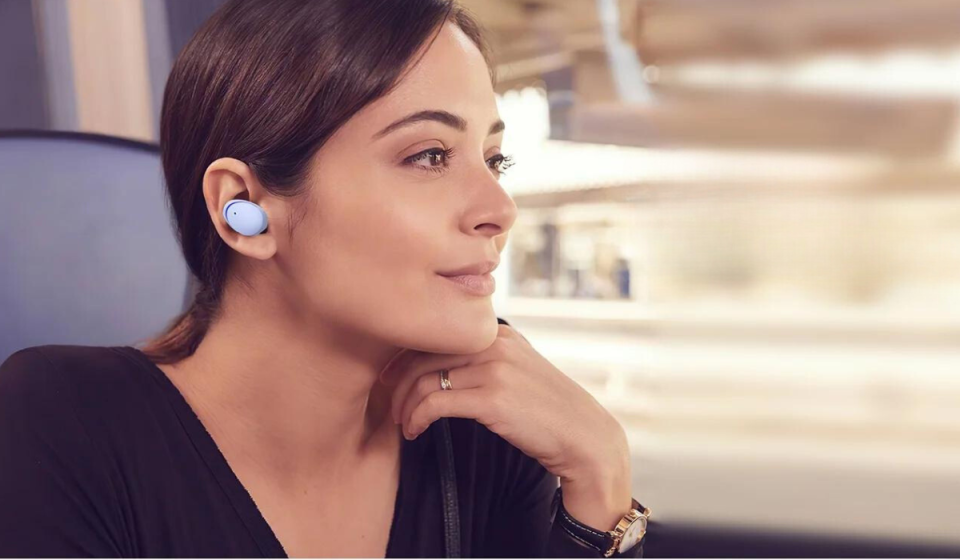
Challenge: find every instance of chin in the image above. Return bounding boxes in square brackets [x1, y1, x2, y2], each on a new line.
[428, 315, 499, 355]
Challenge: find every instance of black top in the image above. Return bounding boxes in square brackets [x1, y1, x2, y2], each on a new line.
[0, 343, 645, 558]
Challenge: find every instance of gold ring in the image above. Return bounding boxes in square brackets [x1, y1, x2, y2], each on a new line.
[439, 369, 452, 390]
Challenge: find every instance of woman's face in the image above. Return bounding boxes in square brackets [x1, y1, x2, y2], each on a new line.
[275, 22, 517, 355]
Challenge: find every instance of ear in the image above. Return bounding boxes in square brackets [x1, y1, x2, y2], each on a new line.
[203, 157, 278, 261]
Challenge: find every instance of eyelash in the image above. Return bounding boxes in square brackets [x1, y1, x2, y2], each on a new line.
[403, 147, 515, 176]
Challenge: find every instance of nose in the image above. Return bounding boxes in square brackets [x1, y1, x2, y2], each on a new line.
[460, 172, 518, 239]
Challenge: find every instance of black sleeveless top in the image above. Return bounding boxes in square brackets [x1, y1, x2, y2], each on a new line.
[0, 339, 645, 557]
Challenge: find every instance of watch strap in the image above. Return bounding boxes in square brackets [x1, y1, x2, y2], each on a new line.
[552, 486, 647, 557]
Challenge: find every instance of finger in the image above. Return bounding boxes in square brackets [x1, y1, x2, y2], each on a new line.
[397, 365, 487, 435]
[389, 353, 470, 423]
[507, 325, 532, 346]
[406, 386, 490, 439]
[383, 349, 456, 386]
[384, 326, 514, 388]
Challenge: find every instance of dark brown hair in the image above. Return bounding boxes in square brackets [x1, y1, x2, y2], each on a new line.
[139, 0, 496, 364]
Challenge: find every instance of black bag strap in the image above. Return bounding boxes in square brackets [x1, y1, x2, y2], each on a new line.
[436, 417, 461, 557]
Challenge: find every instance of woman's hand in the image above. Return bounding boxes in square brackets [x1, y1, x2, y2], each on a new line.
[378, 323, 634, 531]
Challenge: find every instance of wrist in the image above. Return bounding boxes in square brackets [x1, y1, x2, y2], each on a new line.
[559, 464, 633, 532]
[557, 419, 633, 531]
[565, 421, 630, 483]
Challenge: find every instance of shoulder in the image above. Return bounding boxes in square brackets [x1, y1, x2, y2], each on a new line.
[0, 344, 142, 406]
[0, 345, 101, 413]
[444, 417, 559, 557]
[0, 346, 134, 555]
[0, 344, 158, 441]
[446, 416, 535, 471]
[446, 416, 557, 505]
[1, 343, 133, 378]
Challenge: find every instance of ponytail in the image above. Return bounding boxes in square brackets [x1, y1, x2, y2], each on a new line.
[137, 282, 221, 364]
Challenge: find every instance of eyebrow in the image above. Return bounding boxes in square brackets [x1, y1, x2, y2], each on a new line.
[372, 110, 505, 140]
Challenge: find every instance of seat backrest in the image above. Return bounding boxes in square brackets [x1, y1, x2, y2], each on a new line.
[0, 130, 190, 362]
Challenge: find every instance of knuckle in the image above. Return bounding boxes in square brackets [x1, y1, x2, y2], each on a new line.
[415, 372, 435, 395]
[486, 366, 503, 385]
[422, 390, 442, 414]
[498, 322, 530, 342]
[487, 361, 509, 382]
[497, 323, 529, 346]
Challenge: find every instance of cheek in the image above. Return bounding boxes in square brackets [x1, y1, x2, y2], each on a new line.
[298, 163, 454, 314]
[306, 193, 445, 300]
[353, 183, 446, 265]
[353, 203, 439, 267]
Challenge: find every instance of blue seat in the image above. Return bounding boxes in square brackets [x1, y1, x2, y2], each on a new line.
[0, 130, 191, 362]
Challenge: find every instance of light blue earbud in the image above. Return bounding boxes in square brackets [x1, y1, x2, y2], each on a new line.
[223, 199, 268, 236]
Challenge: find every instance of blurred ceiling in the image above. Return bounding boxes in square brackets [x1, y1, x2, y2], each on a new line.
[461, 0, 960, 158]
[629, 0, 960, 65]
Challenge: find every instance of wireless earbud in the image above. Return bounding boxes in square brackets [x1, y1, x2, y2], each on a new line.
[222, 199, 268, 236]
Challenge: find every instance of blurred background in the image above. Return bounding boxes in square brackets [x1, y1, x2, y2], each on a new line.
[2, 0, 959, 556]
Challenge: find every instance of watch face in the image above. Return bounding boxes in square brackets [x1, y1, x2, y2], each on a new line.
[617, 516, 647, 553]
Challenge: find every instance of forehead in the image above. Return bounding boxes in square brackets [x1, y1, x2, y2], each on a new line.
[350, 22, 498, 136]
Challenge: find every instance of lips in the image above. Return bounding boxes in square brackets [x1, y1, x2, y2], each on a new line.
[438, 272, 496, 296]
[436, 259, 499, 277]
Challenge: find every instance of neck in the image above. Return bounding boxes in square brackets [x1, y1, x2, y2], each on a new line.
[157, 293, 405, 490]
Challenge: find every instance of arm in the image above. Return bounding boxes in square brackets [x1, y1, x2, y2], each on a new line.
[484, 444, 644, 558]
[0, 348, 128, 557]
[489, 318, 645, 557]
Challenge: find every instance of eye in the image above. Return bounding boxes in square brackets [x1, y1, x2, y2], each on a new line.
[487, 153, 515, 176]
[402, 148, 516, 177]
[404, 147, 456, 175]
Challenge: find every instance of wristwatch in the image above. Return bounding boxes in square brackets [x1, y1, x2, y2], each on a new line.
[552, 486, 651, 557]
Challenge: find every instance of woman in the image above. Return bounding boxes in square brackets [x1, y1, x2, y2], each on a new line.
[0, 0, 649, 557]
